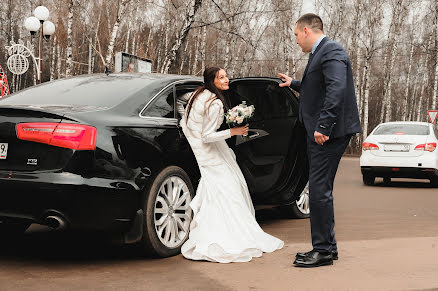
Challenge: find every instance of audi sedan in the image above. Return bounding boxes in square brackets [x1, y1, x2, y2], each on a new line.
[360, 121, 438, 186]
[0, 73, 309, 257]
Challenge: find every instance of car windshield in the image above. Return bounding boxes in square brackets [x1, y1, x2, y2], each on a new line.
[0, 74, 156, 108]
[373, 124, 429, 135]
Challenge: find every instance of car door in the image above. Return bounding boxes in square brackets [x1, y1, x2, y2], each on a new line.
[228, 78, 305, 203]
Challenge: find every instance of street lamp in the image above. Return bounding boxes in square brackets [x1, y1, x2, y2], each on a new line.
[24, 5, 55, 83]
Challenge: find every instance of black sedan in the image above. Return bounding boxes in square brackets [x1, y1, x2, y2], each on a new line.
[0, 73, 308, 257]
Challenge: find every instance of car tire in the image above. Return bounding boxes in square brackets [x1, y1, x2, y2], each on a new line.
[0, 220, 30, 236]
[282, 182, 310, 219]
[140, 166, 194, 257]
[383, 177, 391, 185]
[362, 174, 375, 186]
[430, 175, 438, 187]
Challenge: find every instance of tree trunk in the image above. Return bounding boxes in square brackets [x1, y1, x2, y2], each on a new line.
[191, 34, 199, 75]
[88, 33, 93, 74]
[433, 1, 438, 110]
[179, 41, 189, 74]
[50, 36, 57, 81]
[402, 43, 414, 120]
[145, 28, 153, 57]
[417, 38, 431, 121]
[57, 42, 62, 79]
[105, 0, 131, 69]
[125, 26, 131, 52]
[161, 0, 203, 74]
[65, 0, 75, 77]
[200, 26, 207, 72]
[380, 0, 405, 122]
[362, 58, 371, 139]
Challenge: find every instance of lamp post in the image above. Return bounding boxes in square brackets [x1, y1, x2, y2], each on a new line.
[24, 6, 55, 83]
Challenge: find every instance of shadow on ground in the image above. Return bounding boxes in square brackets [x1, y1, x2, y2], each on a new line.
[0, 207, 290, 262]
[372, 178, 436, 188]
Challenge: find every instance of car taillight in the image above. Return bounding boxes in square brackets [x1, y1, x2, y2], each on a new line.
[362, 142, 379, 151]
[16, 122, 96, 150]
[414, 143, 436, 152]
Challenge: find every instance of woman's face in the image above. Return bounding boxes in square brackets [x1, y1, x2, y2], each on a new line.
[214, 69, 229, 91]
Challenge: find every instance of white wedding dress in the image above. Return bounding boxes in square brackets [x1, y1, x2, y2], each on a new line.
[180, 89, 284, 263]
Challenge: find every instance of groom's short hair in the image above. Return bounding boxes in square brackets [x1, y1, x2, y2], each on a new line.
[296, 13, 324, 33]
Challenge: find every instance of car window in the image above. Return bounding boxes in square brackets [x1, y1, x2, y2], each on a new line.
[373, 124, 429, 135]
[230, 81, 297, 121]
[142, 87, 175, 118]
[175, 84, 198, 118]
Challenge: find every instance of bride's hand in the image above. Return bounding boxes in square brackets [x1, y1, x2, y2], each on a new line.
[230, 124, 249, 136]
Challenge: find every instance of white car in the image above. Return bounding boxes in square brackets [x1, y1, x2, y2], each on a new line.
[360, 121, 438, 186]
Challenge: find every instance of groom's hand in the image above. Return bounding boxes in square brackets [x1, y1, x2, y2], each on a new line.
[278, 73, 292, 87]
[314, 131, 329, 145]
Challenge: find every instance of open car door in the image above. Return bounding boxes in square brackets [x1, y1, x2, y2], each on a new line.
[228, 78, 308, 204]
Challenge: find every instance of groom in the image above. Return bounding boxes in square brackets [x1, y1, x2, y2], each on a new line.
[279, 13, 361, 267]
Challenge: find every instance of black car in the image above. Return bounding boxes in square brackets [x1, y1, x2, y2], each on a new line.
[0, 73, 308, 257]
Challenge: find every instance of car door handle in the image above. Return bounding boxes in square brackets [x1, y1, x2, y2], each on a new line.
[248, 132, 260, 139]
[236, 129, 269, 145]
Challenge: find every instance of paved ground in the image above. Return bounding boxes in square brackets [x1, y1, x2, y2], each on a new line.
[1, 157, 438, 291]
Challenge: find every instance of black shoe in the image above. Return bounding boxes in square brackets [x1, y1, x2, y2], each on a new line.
[293, 251, 333, 268]
[296, 249, 338, 260]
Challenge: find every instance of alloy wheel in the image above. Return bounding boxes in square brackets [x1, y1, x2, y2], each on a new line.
[154, 176, 192, 248]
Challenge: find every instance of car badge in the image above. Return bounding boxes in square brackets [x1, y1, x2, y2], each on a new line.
[27, 159, 38, 166]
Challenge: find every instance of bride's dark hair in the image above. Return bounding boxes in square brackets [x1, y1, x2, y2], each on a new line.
[185, 67, 230, 122]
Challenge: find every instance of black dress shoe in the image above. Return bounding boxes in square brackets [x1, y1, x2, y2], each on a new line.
[296, 249, 338, 260]
[293, 251, 333, 268]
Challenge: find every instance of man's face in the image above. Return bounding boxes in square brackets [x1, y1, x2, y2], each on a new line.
[294, 23, 311, 53]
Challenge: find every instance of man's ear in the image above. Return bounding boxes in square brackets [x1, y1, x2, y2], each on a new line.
[303, 26, 309, 36]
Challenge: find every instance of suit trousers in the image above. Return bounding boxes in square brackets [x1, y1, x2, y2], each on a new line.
[306, 134, 351, 253]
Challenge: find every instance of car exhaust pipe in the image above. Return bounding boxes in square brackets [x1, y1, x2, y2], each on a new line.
[44, 215, 66, 230]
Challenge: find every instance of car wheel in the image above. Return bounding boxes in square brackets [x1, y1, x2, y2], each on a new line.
[140, 166, 194, 257]
[383, 177, 391, 185]
[282, 182, 310, 219]
[430, 175, 438, 187]
[0, 220, 30, 236]
[362, 174, 375, 186]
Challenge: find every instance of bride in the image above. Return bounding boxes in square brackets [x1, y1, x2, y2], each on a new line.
[180, 67, 284, 263]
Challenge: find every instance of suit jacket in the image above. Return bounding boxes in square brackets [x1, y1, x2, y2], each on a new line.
[290, 37, 361, 139]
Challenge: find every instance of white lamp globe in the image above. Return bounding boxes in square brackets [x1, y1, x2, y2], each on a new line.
[24, 16, 41, 32]
[34, 6, 50, 21]
[43, 21, 56, 36]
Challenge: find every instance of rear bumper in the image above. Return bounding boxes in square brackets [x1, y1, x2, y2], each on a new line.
[0, 171, 142, 232]
[360, 151, 438, 169]
[361, 166, 438, 179]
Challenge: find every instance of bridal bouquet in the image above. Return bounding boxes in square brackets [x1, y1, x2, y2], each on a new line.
[225, 101, 255, 138]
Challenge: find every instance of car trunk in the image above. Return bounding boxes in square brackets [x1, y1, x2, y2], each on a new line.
[0, 106, 81, 172]
[369, 135, 428, 157]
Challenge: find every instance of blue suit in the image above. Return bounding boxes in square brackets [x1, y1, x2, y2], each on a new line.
[290, 37, 361, 253]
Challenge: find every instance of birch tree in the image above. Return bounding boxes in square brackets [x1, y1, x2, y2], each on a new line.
[161, 0, 203, 73]
[65, 0, 79, 77]
[380, 0, 408, 122]
[401, 42, 414, 120]
[105, 0, 132, 69]
[361, 0, 383, 139]
[432, 0, 438, 110]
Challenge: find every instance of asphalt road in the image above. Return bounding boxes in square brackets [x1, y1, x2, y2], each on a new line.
[1, 157, 438, 291]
